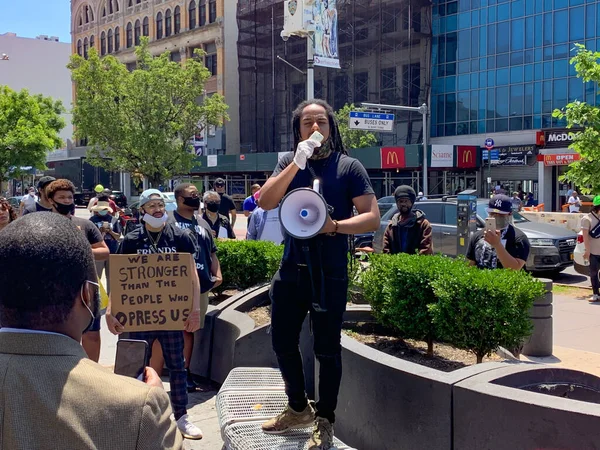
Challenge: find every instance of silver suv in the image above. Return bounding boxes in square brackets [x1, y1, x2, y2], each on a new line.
[372, 199, 577, 275]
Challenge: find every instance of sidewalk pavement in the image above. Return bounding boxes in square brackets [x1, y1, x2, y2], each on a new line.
[522, 290, 600, 377]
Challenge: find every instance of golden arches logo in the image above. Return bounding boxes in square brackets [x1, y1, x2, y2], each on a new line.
[462, 148, 474, 164]
[386, 151, 400, 166]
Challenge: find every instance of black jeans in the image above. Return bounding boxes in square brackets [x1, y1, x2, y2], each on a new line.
[270, 264, 348, 424]
[590, 254, 600, 295]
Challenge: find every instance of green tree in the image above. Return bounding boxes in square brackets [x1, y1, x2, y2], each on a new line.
[68, 38, 229, 187]
[553, 44, 600, 193]
[335, 103, 378, 150]
[0, 86, 65, 186]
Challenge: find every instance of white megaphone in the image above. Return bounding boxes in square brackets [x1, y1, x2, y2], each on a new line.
[279, 179, 328, 239]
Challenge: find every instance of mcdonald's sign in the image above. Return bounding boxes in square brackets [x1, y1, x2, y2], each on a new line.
[457, 145, 477, 169]
[381, 147, 406, 169]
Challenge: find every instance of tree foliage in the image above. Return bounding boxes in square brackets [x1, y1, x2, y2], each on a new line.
[0, 86, 65, 184]
[68, 38, 229, 186]
[553, 44, 600, 193]
[335, 103, 378, 150]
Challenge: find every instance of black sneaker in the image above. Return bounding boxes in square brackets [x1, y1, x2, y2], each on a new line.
[186, 370, 198, 393]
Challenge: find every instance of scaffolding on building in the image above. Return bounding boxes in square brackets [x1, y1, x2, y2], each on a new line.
[237, 0, 432, 154]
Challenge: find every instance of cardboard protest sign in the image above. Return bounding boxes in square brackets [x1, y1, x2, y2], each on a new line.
[109, 253, 195, 332]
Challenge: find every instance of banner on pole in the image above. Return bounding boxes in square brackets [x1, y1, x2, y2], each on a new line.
[312, 0, 340, 69]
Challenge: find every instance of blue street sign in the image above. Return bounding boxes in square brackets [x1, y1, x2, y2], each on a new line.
[349, 111, 395, 132]
[484, 138, 495, 149]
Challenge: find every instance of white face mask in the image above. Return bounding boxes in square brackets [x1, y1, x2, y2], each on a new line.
[143, 212, 168, 228]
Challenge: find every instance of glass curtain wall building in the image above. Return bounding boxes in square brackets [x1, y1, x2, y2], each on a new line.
[430, 0, 596, 209]
[431, 0, 596, 138]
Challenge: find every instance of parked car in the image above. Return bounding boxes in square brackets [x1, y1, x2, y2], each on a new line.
[110, 190, 127, 208]
[377, 196, 396, 218]
[371, 199, 578, 276]
[573, 230, 588, 276]
[7, 196, 23, 210]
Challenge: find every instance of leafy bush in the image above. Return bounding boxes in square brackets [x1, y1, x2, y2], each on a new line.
[361, 253, 458, 355]
[430, 265, 546, 363]
[360, 253, 546, 362]
[215, 240, 283, 292]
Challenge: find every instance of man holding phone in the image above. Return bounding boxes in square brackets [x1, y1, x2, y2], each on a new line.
[106, 188, 204, 441]
[0, 213, 182, 449]
[467, 194, 530, 270]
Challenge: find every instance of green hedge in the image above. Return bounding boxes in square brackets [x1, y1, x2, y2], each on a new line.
[360, 254, 546, 363]
[215, 240, 283, 293]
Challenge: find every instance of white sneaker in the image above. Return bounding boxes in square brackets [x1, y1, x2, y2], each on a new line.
[176, 414, 203, 440]
[589, 295, 599, 303]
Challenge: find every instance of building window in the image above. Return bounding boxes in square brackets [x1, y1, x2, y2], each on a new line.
[199, 0, 206, 26]
[107, 29, 113, 53]
[333, 75, 348, 111]
[165, 10, 172, 37]
[315, 80, 324, 100]
[189, 0, 196, 29]
[156, 13, 163, 39]
[85, 5, 92, 23]
[381, 67, 398, 104]
[174, 6, 181, 34]
[77, 40, 82, 56]
[354, 72, 369, 102]
[126, 22, 133, 48]
[205, 53, 217, 76]
[292, 83, 305, 109]
[128, 0, 132, 6]
[101, 32, 106, 55]
[114, 0, 119, 12]
[83, 37, 89, 59]
[142, 17, 149, 37]
[102, 6, 107, 17]
[108, 0, 113, 14]
[170, 51, 181, 62]
[134, 19, 141, 45]
[115, 26, 120, 51]
[90, 35, 94, 50]
[209, 0, 216, 23]
[402, 63, 420, 106]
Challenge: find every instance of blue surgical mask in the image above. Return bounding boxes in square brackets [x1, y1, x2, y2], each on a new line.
[98, 210, 109, 216]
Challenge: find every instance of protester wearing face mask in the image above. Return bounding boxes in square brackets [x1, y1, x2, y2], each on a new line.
[0, 213, 182, 450]
[383, 185, 433, 255]
[22, 176, 56, 215]
[202, 191, 236, 239]
[19, 187, 38, 216]
[106, 188, 204, 441]
[467, 194, 530, 270]
[46, 179, 109, 362]
[89, 196, 122, 295]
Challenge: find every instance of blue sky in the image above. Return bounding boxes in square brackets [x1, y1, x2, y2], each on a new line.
[0, 0, 71, 43]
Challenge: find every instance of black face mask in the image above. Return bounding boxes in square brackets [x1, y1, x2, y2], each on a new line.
[217, 191, 224, 197]
[206, 202, 220, 213]
[183, 196, 201, 209]
[54, 201, 75, 216]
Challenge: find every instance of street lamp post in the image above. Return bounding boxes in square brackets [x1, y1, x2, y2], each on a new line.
[361, 102, 430, 196]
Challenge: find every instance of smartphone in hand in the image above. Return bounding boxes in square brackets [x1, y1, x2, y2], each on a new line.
[114, 339, 149, 380]
[485, 217, 497, 233]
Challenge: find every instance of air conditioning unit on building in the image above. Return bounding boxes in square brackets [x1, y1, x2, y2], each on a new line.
[281, 0, 315, 41]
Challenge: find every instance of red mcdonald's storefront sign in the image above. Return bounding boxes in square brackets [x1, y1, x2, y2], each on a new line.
[457, 145, 477, 169]
[381, 147, 406, 169]
[541, 153, 581, 166]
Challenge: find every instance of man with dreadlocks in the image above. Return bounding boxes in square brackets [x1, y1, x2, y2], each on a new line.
[259, 99, 380, 449]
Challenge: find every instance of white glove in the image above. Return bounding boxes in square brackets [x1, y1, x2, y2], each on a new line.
[293, 139, 321, 170]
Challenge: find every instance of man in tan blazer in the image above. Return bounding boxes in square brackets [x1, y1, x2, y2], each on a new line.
[0, 212, 183, 450]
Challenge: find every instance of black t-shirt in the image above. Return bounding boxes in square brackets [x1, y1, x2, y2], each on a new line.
[467, 225, 530, 269]
[89, 215, 122, 253]
[273, 151, 374, 268]
[172, 211, 217, 293]
[118, 222, 198, 257]
[202, 212, 236, 239]
[218, 193, 236, 219]
[71, 216, 104, 246]
[22, 202, 52, 215]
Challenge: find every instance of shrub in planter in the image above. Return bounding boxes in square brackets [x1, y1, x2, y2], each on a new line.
[214, 240, 283, 292]
[361, 253, 459, 355]
[430, 266, 546, 363]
